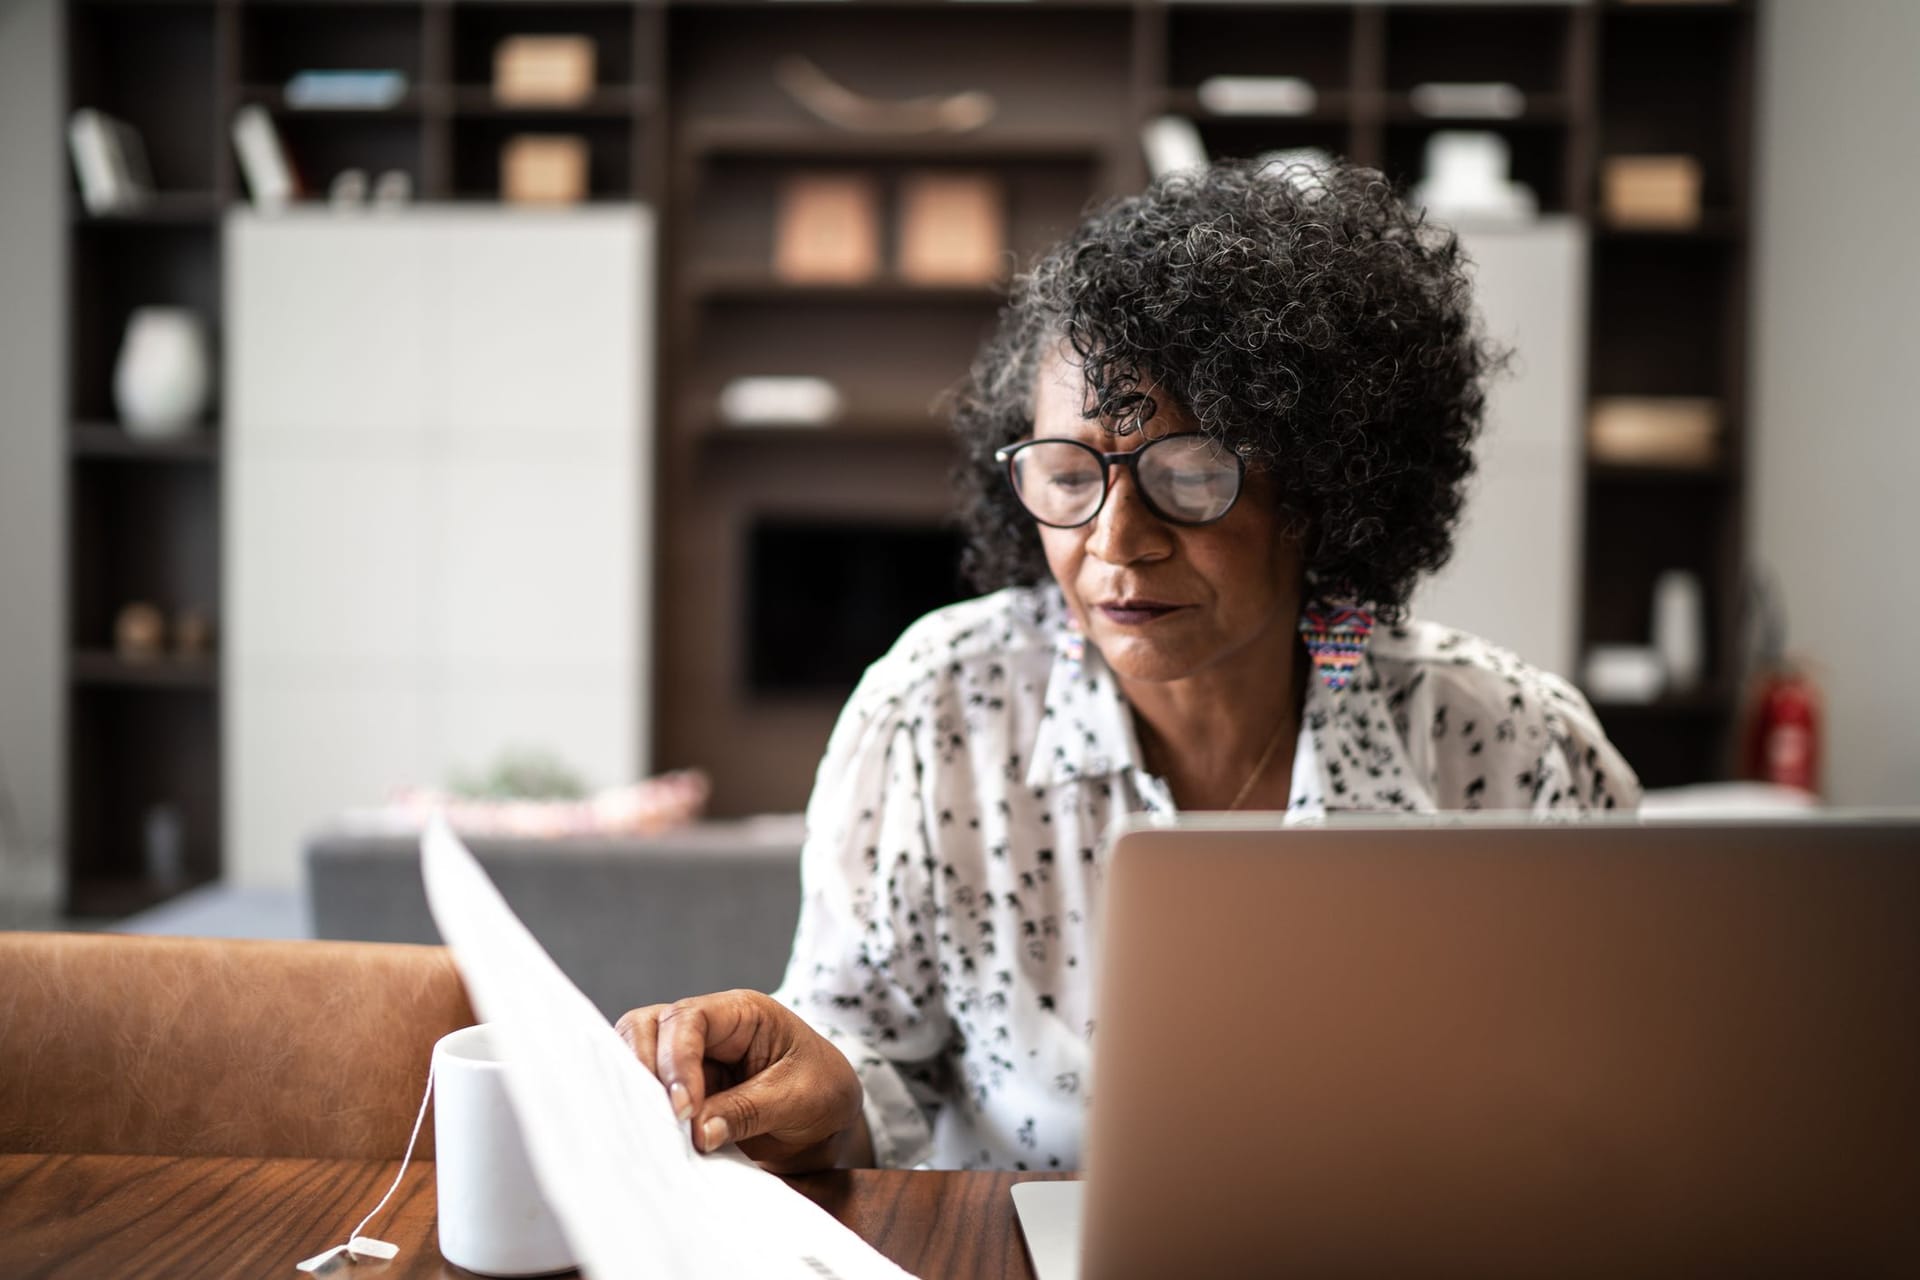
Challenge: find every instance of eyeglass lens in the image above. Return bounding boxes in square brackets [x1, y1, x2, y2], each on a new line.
[1007, 435, 1241, 527]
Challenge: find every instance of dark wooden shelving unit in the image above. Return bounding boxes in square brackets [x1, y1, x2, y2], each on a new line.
[60, 0, 668, 914]
[1581, 0, 1755, 787]
[64, 0, 227, 917]
[63, 0, 1759, 869]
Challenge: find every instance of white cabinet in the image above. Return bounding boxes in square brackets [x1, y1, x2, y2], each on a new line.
[225, 207, 653, 887]
[1412, 219, 1586, 680]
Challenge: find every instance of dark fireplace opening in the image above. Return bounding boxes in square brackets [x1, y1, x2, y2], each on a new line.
[747, 518, 970, 696]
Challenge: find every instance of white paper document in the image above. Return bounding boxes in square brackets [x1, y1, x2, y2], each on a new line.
[421, 815, 918, 1280]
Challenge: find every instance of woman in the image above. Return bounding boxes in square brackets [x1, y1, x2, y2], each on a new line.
[618, 159, 1639, 1175]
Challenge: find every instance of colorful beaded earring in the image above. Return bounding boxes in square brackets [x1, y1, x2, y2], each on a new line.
[1298, 603, 1375, 692]
[1061, 613, 1087, 669]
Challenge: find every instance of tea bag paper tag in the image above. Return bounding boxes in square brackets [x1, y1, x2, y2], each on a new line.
[292, 1064, 435, 1271]
[294, 1245, 346, 1272]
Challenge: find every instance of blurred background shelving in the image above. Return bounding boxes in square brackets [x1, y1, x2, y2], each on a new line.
[63, 0, 1757, 910]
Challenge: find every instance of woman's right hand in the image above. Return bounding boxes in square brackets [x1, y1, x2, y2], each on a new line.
[615, 989, 873, 1173]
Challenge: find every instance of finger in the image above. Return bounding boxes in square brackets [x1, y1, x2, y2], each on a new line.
[692, 1064, 779, 1154]
[613, 1006, 664, 1080]
[616, 1006, 695, 1121]
[694, 1052, 841, 1157]
[655, 1000, 717, 1121]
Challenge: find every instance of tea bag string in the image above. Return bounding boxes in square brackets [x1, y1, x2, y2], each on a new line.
[295, 1064, 434, 1272]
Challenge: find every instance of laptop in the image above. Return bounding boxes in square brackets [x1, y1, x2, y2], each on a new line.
[1013, 816, 1920, 1278]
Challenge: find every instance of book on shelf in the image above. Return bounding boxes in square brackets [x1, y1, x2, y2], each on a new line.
[232, 105, 302, 210]
[68, 109, 153, 215]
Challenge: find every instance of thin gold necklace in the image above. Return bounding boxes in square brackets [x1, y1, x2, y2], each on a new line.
[1225, 714, 1292, 811]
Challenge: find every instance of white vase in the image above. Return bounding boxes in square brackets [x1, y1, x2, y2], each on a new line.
[114, 307, 210, 439]
[1651, 570, 1705, 692]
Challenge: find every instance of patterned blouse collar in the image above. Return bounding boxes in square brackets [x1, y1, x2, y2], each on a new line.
[1025, 592, 1436, 814]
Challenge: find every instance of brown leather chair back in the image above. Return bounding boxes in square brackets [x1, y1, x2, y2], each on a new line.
[0, 932, 475, 1158]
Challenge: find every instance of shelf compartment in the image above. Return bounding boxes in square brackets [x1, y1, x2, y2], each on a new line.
[1599, 5, 1747, 212]
[1167, 6, 1355, 97]
[69, 223, 220, 425]
[68, 3, 220, 194]
[1385, 6, 1576, 96]
[688, 154, 1097, 281]
[450, 115, 634, 201]
[1384, 121, 1571, 214]
[238, 3, 425, 88]
[693, 299, 999, 446]
[1192, 118, 1353, 169]
[450, 4, 640, 92]
[68, 464, 219, 655]
[65, 685, 220, 918]
[670, 7, 1132, 139]
[270, 112, 427, 197]
[1589, 237, 1738, 399]
[1580, 483, 1732, 690]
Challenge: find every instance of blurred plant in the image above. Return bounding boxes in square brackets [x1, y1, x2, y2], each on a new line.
[449, 748, 588, 802]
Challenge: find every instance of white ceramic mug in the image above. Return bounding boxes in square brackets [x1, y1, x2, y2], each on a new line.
[433, 1024, 576, 1276]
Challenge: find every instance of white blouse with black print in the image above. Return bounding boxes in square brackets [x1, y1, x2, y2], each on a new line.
[771, 584, 1640, 1173]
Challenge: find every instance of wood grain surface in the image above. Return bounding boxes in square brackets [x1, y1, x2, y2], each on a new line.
[0, 1154, 1075, 1279]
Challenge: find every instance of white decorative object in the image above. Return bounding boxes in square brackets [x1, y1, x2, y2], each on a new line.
[1141, 115, 1207, 180]
[68, 109, 153, 215]
[1412, 131, 1537, 223]
[372, 170, 413, 209]
[718, 376, 843, 427]
[114, 307, 211, 438]
[1409, 82, 1526, 120]
[142, 804, 185, 890]
[1585, 645, 1666, 704]
[232, 104, 297, 210]
[1652, 570, 1705, 692]
[328, 169, 370, 208]
[1196, 76, 1316, 117]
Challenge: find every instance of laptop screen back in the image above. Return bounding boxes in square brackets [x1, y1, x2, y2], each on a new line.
[1078, 818, 1920, 1278]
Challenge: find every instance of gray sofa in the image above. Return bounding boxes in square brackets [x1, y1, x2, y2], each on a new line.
[305, 817, 805, 1020]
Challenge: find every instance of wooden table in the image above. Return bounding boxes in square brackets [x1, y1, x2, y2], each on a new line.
[0, 1154, 1076, 1279]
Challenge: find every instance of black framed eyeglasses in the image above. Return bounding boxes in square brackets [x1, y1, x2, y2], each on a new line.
[993, 433, 1246, 529]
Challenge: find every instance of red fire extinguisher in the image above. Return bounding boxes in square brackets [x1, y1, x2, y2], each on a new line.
[1742, 662, 1821, 795]
[1740, 575, 1822, 796]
